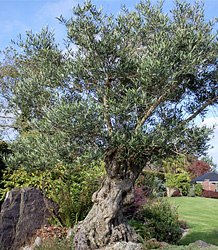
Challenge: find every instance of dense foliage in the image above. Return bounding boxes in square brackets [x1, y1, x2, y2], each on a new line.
[126, 174, 181, 244]
[161, 155, 188, 175]
[129, 199, 182, 244]
[0, 0, 217, 173]
[186, 159, 210, 179]
[166, 172, 191, 196]
[0, 162, 105, 227]
[195, 183, 203, 196]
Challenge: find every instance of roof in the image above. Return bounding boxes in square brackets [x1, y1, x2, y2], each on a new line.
[191, 172, 218, 183]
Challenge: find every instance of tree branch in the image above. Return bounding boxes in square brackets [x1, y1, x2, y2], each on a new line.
[103, 74, 113, 136]
[0, 123, 16, 128]
[0, 115, 16, 119]
[135, 81, 179, 132]
[182, 95, 218, 124]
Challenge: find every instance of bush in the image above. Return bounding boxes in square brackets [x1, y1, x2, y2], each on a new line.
[125, 185, 149, 218]
[195, 183, 203, 196]
[201, 190, 218, 199]
[125, 171, 166, 218]
[0, 161, 105, 227]
[137, 171, 166, 198]
[166, 172, 191, 196]
[129, 198, 182, 244]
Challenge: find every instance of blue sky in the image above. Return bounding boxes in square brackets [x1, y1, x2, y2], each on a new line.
[0, 0, 218, 166]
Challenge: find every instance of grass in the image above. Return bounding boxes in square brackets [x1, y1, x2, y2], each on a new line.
[169, 197, 218, 246]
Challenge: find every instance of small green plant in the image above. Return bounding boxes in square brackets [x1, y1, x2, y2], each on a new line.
[36, 225, 68, 240]
[34, 225, 74, 250]
[195, 183, 203, 196]
[141, 238, 163, 249]
[36, 236, 74, 250]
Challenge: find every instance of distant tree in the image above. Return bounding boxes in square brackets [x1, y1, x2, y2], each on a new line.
[1, 1, 218, 249]
[201, 155, 217, 172]
[161, 155, 188, 174]
[186, 159, 210, 179]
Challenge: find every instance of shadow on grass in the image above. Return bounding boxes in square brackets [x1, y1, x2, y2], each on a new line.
[179, 229, 218, 246]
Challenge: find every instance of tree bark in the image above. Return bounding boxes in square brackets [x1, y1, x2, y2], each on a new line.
[73, 149, 143, 250]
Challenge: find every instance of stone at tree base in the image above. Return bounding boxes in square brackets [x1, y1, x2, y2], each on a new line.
[99, 241, 143, 250]
[0, 187, 59, 250]
[21, 236, 42, 250]
[189, 240, 216, 248]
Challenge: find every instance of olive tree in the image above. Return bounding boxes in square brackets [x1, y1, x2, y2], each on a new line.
[1, 0, 218, 249]
[59, 1, 218, 248]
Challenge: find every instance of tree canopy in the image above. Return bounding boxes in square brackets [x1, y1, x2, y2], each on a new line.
[1, 0, 217, 171]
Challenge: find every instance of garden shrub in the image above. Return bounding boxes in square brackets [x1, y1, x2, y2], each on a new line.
[0, 161, 105, 227]
[195, 183, 203, 196]
[129, 198, 182, 244]
[125, 171, 166, 218]
[201, 190, 218, 199]
[0, 140, 12, 189]
[124, 183, 149, 218]
[166, 172, 191, 196]
[136, 171, 166, 197]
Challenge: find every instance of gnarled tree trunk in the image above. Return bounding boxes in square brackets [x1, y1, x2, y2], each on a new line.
[73, 150, 143, 250]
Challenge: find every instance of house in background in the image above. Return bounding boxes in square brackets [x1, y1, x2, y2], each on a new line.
[191, 172, 218, 192]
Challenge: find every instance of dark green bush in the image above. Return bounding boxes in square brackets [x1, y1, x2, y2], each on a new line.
[129, 198, 182, 244]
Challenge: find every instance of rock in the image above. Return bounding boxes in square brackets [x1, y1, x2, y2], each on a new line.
[20, 236, 42, 250]
[66, 228, 74, 240]
[99, 241, 143, 250]
[0, 187, 59, 250]
[181, 228, 189, 239]
[34, 236, 42, 247]
[189, 240, 214, 248]
[166, 187, 181, 197]
[159, 241, 169, 247]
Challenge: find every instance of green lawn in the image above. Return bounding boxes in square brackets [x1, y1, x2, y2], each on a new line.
[169, 197, 218, 246]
